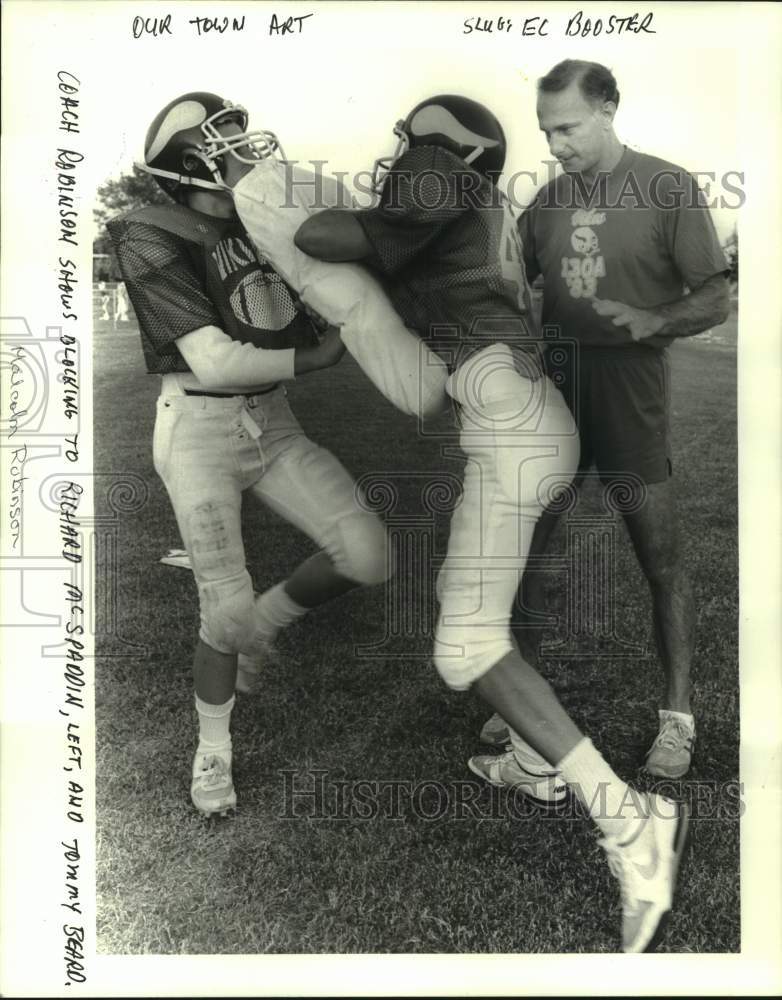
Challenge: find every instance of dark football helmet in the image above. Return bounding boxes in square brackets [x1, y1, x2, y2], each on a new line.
[137, 91, 285, 197]
[372, 94, 507, 193]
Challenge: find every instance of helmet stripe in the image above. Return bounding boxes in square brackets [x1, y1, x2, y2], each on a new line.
[146, 101, 208, 161]
[409, 105, 500, 148]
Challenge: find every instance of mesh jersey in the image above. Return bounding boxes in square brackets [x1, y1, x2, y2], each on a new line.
[108, 203, 316, 374]
[355, 145, 536, 364]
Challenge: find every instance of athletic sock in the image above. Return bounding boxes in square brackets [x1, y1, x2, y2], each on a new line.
[195, 695, 234, 758]
[508, 728, 557, 774]
[659, 708, 695, 729]
[557, 737, 649, 842]
[251, 582, 308, 646]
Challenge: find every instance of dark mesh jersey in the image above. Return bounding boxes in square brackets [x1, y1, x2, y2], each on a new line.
[108, 203, 316, 374]
[355, 145, 536, 365]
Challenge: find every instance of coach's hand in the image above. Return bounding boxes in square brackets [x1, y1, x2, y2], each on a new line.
[592, 298, 665, 342]
[295, 326, 346, 374]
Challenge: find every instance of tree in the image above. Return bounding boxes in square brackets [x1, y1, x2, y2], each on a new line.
[723, 228, 738, 286]
[93, 165, 172, 277]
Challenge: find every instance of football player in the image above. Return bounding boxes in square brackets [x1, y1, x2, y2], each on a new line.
[293, 95, 690, 953]
[108, 92, 390, 818]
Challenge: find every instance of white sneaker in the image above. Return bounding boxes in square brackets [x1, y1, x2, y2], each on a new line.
[600, 793, 690, 953]
[479, 712, 511, 746]
[468, 748, 568, 807]
[191, 750, 236, 817]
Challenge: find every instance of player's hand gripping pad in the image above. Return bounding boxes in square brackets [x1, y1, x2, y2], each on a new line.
[232, 161, 448, 418]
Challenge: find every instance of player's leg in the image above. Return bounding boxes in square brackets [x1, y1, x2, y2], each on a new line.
[441, 473, 688, 952]
[249, 431, 389, 605]
[480, 342, 591, 747]
[594, 349, 695, 777]
[438, 395, 582, 797]
[480, 494, 577, 748]
[179, 497, 251, 815]
[154, 395, 258, 815]
[512, 503, 565, 666]
[238, 389, 388, 690]
[439, 363, 689, 951]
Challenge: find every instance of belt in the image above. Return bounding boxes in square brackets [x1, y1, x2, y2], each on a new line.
[183, 384, 279, 399]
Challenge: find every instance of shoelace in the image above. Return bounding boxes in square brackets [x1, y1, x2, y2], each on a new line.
[654, 719, 694, 752]
[197, 757, 230, 791]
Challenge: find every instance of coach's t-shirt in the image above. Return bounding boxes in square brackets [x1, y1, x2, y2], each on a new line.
[519, 147, 729, 349]
[108, 204, 315, 374]
[354, 145, 536, 367]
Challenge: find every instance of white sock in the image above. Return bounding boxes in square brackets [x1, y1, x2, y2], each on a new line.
[659, 708, 695, 729]
[558, 737, 649, 842]
[195, 695, 234, 756]
[508, 728, 556, 774]
[250, 582, 308, 647]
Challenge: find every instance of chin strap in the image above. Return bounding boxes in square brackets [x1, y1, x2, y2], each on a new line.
[463, 144, 486, 166]
[135, 161, 229, 193]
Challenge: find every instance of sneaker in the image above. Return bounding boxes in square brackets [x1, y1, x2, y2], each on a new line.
[479, 712, 511, 747]
[235, 643, 278, 696]
[468, 748, 568, 807]
[191, 751, 237, 817]
[600, 793, 690, 953]
[645, 714, 695, 778]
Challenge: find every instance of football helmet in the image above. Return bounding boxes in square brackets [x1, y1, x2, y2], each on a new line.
[137, 91, 285, 196]
[372, 94, 506, 193]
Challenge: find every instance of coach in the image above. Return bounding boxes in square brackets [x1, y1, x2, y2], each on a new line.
[483, 60, 730, 778]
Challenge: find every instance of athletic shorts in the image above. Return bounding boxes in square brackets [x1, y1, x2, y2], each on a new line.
[546, 344, 671, 485]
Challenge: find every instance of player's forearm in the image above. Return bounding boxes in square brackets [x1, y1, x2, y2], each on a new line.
[295, 211, 373, 262]
[652, 274, 730, 340]
[176, 325, 295, 389]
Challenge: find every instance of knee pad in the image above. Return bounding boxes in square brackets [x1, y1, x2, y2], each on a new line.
[197, 570, 256, 655]
[433, 618, 513, 692]
[332, 512, 391, 586]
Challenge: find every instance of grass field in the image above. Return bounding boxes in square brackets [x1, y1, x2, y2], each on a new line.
[94, 306, 739, 955]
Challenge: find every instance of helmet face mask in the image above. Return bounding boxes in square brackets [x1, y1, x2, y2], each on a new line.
[370, 120, 408, 195]
[201, 104, 285, 167]
[138, 92, 286, 198]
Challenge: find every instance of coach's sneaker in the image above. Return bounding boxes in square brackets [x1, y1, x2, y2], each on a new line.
[191, 749, 236, 817]
[479, 712, 511, 746]
[600, 793, 690, 953]
[468, 748, 568, 807]
[645, 711, 695, 778]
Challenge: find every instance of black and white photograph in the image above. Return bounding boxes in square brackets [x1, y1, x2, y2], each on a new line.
[1, 1, 781, 996]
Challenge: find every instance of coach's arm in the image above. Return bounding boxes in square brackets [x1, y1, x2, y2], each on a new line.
[294, 211, 373, 262]
[590, 273, 731, 345]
